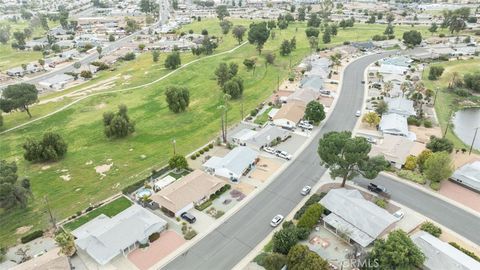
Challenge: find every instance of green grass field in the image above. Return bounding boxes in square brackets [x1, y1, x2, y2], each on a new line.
[423, 58, 480, 149]
[0, 19, 447, 246]
[63, 196, 133, 231]
[0, 19, 58, 71]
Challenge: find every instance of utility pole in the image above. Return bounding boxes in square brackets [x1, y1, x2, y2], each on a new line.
[44, 196, 57, 230]
[469, 127, 479, 155]
[172, 138, 176, 155]
[443, 110, 453, 138]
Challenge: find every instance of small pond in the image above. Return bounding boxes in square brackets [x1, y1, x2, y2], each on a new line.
[452, 108, 480, 151]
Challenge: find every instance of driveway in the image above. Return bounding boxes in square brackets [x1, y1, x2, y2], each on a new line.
[128, 231, 185, 270]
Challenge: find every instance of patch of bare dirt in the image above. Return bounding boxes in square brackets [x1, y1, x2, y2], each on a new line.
[15, 225, 32, 235]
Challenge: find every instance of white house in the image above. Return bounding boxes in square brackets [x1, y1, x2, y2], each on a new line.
[38, 74, 75, 90]
[386, 97, 416, 117]
[72, 204, 167, 265]
[450, 161, 480, 192]
[203, 146, 258, 181]
[379, 113, 410, 138]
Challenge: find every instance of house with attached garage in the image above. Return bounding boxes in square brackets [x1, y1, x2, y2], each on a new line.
[150, 170, 225, 217]
[72, 204, 167, 265]
[379, 113, 411, 138]
[203, 146, 258, 182]
[385, 97, 416, 117]
[272, 100, 306, 130]
[38, 74, 75, 90]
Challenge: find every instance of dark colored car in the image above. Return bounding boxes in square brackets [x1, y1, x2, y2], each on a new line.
[181, 212, 197, 224]
[367, 183, 387, 194]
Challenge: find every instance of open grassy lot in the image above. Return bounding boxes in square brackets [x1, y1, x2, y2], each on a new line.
[63, 196, 132, 231]
[0, 19, 58, 71]
[422, 58, 480, 149]
[0, 20, 445, 246]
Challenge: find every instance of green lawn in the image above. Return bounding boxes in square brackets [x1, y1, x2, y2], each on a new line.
[0, 19, 451, 246]
[422, 58, 480, 149]
[254, 107, 273, 125]
[63, 196, 133, 231]
[0, 19, 58, 71]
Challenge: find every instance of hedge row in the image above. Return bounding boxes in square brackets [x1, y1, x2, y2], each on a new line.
[449, 242, 480, 262]
[294, 193, 326, 220]
[21, 230, 44, 244]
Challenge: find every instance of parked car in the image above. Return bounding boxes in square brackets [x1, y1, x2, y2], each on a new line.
[181, 212, 196, 224]
[393, 210, 404, 220]
[367, 183, 387, 194]
[298, 121, 313, 130]
[263, 147, 276, 155]
[355, 110, 361, 117]
[301, 185, 312, 196]
[276, 150, 292, 160]
[270, 214, 284, 227]
[366, 137, 377, 144]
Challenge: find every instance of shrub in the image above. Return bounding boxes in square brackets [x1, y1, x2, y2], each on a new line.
[139, 242, 149, 248]
[209, 143, 214, 149]
[403, 155, 417, 171]
[195, 200, 212, 211]
[297, 204, 324, 230]
[397, 170, 426, 184]
[191, 155, 196, 160]
[122, 179, 146, 194]
[426, 136, 453, 153]
[420, 222, 442, 237]
[149, 232, 160, 242]
[261, 252, 288, 270]
[449, 242, 480, 262]
[21, 230, 44, 244]
[295, 227, 311, 240]
[250, 108, 259, 117]
[294, 193, 325, 219]
[203, 146, 210, 152]
[184, 229, 197, 240]
[375, 198, 387, 208]
[423, 119, 432, 128]
[407, 116, 421, 126]
[199, 150, 204, 154]
[453, 88, 471, 97]
[430, 181, 441, 190]
[196, 152, 200, 157]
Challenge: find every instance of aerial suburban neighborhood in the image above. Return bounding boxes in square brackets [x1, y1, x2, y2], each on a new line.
[0, 0, 480, 270]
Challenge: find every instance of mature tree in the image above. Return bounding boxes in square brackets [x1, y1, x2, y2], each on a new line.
[55, 232, 76, 256]
[366, 15, 376, 24]
[297, 203, 323, 230]
[429, 22, 438, 34]
[420, 222, 442, 237]
[220, 20, 233, 35]
[298, 7, 306, 21]
[464, 73, 480, 92]
[0, 160, 32, 209]
[0, 24, 10, 44]
[125, 18, 140, 34]
[0, 114, 3, 127]
[304, 101, 325, 125]
[243, 58, 256, 70]
[223, 77, 244, 99]
[442, 8, 470, 35]
[169, 155, 188, 170]
[272, 226, 301, 255]
[278, 20, 288, 30]
[262, 253, 287, 270]
[426, 136, 454, 153]
[215, 62, 238, 87]
[384, 24, 394, 36]
[13, 31, 26, 47]
[248, 22, 270, 54]
[164, 51, 181, 69]
[265, 52, 275, 66]
[216, 5, 229, 20]
[368, 230, 425, 270]
[402, 30, 422, 47]
[23, 132, 68, 162]
[287, 245, 329, 270]
[165, 86, 190, 113]
[58, 7, 69, 29]
[318, 0, 333, 21]
[280, 40, 292, 56]
[424, 151, 453, 183]
[317, 131, 389, 187]
[80, 70, 92, 79]
[305, 27, 320, 38]
[386, 13, 395, 24]
[139, 0, 156, 14]
[103, 105, 135, 138]
[267, 20, 276, 29]
[362, 112, 380, 127]
[330, 24, 338, 36]
[307, 13, 321, 27]
[152, 50, 160, 62]
[232, 25, 246, 44]
[322, 27, 331, 44]
[0, 83, 38, 118]
[428, 66, 444, 80]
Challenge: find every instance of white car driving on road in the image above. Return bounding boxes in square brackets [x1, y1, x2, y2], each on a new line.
[270, 214, 284, 227]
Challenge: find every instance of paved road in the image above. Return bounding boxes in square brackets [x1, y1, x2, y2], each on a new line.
[164, 53, 480, 270]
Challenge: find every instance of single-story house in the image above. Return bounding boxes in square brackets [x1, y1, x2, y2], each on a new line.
[300, 75, 324, 92]
[352, 41, 375, 51]
[373, 39, 401, 49]
[72, 204, 167, 265]
[272, 100, 306, 129]
[381, 56, 413, 67]
[288, 88, 320, 104]
[6, 67, 25, 77]
[55, 40, 75, 49]
[10, 247, 71, 270]
[59, 49, 80, 60]
[203, 146, 258, 181]
[411, 231, 480, 270]
[150, 170, 224, 216]
[386, 97, 416, 117]
[369, 134, 414, 169]
[153, 175, 176, 192]
[6, 64, 41, 77]
[320, 188, 397, 247]
[379, 64, 408, 75]
[379, 113, 409, 138]
[231, 128, 258, 145]
[38, 74, 75, 90]
[25, 38, 49, 50]
[246, 125, 290, 149]
[450, 161, 480, 193]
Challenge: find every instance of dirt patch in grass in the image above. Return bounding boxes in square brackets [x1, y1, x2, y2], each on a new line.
[15, 225, 32, 235]
[95, 163, 113, 177]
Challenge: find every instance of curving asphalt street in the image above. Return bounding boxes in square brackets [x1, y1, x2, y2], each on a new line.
[164, 53, 480, 270]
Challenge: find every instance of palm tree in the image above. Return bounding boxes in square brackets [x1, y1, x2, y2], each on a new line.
[400, 81, 412, 97]
[383, 81, 393, 96]
[55, 232, 76, 256]
[218, 94, 231, 143]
